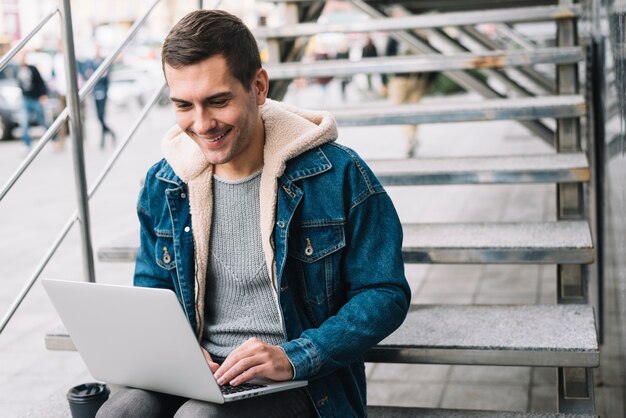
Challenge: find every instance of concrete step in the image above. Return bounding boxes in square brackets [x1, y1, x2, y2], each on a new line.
[97, 221, 594, 265]
[402, 221, 594, 264]
[48, 304, 598, 368]
[370, 153, 589, 186]
[97, 241, 138, 263]
[19, 387, 598, 418]
[333, 95, 585, 127]
[365, 304, 599, 367]
[367, 406, 596, 418]
[45, 324, 76, 351]
[254, 5, 580, 39]
[373, 0, 564, 15]
[266, 47, 583, 80]
[18, 384, 598, 418]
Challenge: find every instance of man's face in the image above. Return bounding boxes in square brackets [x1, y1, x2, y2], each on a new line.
[165, 55, 268, 177]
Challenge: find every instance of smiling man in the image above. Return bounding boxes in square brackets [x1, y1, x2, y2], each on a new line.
[97, 9, 410, 418]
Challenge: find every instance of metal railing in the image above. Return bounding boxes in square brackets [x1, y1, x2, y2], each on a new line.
[0, 0, 165, 334]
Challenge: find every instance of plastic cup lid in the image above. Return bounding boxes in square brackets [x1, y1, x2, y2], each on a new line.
[67, 383, 109, 401]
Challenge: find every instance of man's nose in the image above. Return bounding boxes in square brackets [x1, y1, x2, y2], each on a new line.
[193, 108, 217, 134]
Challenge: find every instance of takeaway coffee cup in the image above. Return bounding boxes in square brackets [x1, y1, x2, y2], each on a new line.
[67, 382, 110, 418]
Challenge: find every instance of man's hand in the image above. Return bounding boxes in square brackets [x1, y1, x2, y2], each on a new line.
[214, 338, 294, 386]
[201, 348, 220, 373]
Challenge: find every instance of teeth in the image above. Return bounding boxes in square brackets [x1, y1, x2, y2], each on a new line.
[208, 129, 230, 142]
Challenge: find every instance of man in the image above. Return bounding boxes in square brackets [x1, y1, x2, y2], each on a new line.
[361, 36, 378, 92]
[82, 44, 116, 149]
[384, 36, 434, 158]
[16, 51, 49, 150]
[97, 9, 409, 418]
[336, 43, 351, 101]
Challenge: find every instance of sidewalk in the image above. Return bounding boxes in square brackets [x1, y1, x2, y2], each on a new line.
[0, 79, 622, 417]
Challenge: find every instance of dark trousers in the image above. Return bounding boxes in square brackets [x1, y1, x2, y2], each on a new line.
[95, 95, 114, 148]
[96, 387, 316, 418]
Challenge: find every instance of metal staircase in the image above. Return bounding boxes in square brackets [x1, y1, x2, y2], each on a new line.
[252, 0, 601, 415]
[3, 0, 603, 416]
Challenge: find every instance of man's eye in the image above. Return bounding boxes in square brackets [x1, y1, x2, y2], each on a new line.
[175, 103, 191, 110]
[212, 100, 228, 108]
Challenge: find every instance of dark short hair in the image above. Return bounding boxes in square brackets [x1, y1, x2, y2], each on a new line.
[162, 9, 262, 91]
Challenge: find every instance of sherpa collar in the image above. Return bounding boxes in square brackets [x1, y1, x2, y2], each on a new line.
[161, 98, 337, 336]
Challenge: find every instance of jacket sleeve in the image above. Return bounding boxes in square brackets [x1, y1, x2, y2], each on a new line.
[279, 185, 411, 379]
[133, 170, 175, 292]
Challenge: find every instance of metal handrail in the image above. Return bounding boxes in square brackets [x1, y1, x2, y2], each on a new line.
[0, 9, 64, 203]
[0, 0, 165, 335]
[0, 0, 163, 205]
[60, 0, 95, 283]
[0, 107, 69, 203]
[89, 84, 166, 200]
[78, 0, 162, 101]
[0, 9, 59, 73]
[0, 84, 167, 334]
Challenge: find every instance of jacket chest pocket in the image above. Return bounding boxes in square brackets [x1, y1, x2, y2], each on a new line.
[155, 230, 176, 270]
[287, 222, 345, 321]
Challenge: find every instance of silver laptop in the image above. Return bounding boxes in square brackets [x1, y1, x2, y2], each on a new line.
[42, 279, 307, 403]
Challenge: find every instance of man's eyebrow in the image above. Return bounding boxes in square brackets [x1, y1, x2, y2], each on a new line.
[169, 97, 190, 104]
[169, 92, 233, 104]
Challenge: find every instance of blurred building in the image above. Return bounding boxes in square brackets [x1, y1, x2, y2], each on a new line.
[0, 0, 266, 57]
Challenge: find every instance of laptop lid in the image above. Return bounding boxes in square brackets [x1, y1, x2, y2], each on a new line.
[42, 279, 306, 403]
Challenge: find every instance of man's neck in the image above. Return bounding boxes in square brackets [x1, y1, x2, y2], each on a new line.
[213, 161, 263, 180]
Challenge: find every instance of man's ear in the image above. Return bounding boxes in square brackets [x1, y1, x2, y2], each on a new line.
[254, 68, 269, 105]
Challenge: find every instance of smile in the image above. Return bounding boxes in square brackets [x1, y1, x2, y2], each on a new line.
[206, 128, 232, 142]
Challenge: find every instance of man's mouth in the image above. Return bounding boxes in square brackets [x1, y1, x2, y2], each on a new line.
[206, 128, 232, 142]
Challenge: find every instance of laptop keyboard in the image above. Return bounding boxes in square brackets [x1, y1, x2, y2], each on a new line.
[220, 383, 268, 395]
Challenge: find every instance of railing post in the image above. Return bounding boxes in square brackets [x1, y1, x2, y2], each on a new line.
[556, 0, 586, 304]
[588, 0, 606, 345]
[59, 0, 96, 283]
[556, 0, 595, 414]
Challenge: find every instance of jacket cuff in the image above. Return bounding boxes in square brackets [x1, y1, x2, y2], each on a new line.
[277, 345, 296, 380]
[279, 337, 322, 380]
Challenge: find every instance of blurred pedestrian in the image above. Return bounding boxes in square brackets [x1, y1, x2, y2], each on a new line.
[50, 49, 69, 150]
[313, 49, 333, 92]
[82, 45, 116, 149]
[16, 51, 49, 150]
[335, 44, 351, 101]
[361, 36, 378, 92]
[385, 36, 435, 158]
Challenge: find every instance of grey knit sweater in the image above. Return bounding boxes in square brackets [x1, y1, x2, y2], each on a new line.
[201, 170, 284, 358]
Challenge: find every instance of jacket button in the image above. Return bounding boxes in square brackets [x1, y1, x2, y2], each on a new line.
[162, 247, 171, 264]
[184, 226, 190, 232]
[305, 238, 314, 256]
[180, 193, 186, 199]
[277, 221, 285, 228]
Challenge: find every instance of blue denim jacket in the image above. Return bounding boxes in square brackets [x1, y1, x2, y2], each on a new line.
[134, 142, 410, 417]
